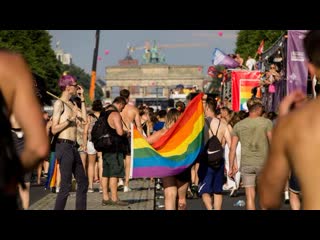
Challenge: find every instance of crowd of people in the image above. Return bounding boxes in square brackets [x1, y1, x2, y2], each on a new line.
[3, 30, 320, 210]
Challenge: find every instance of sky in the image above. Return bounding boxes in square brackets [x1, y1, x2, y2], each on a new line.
[48, 30, 239, 80]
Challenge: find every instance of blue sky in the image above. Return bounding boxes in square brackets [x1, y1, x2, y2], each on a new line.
[48, 30, 239, 79]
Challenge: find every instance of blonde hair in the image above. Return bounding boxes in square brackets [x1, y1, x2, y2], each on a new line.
[164, 108, 181, 128]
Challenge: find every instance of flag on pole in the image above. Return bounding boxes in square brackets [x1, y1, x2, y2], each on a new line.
[256, 40, 264, 55]
[132, 93, 205, 178]
[212, 48, 240, 68]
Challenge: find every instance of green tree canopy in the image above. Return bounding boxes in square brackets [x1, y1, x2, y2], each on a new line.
[0, 30, 104, 104]
[235, 30, 286, 61]
[0, 30, 62, 96]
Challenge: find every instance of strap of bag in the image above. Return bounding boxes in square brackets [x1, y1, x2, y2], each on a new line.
[205, 117, 221, 136]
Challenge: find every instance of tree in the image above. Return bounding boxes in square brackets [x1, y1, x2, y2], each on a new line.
[61, 64, 104, 103]
[235, 30, 286, 60]
[0, 30, 62, 96]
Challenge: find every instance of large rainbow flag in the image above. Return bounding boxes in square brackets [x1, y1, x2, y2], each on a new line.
[132, 93, 204, 178]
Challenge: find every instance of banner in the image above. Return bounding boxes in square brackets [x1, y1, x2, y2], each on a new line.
[212, 48, 240, 68]
[231, 70, 261, 111]
[132, 93, 204, 178]
[286, 30, 309, 94]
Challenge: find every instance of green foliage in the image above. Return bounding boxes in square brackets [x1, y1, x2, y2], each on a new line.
[0, 30, 104, 103]
[61, 64, 104, 104]
[235, 30, 286, 60]
[0, 30, 62, 96]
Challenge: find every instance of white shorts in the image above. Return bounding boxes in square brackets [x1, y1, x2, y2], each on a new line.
[87, 140, 97, 155]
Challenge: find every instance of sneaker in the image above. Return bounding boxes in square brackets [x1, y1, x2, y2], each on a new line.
[87, 188, 94, 193]
[191, 184, 199, 198]
[123, 186, 132, 192]
[191, 184, 198, 193]
[56, 187, 60, 193]
[118, 178, 124, 187]
[99, 188, 103, 193]
[222, 184, 232, 191]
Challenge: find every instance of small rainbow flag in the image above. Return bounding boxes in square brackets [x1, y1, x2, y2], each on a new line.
[231, 70, 261, 111]
[45, 152, 58, 189]
[132, 93, 204, 178]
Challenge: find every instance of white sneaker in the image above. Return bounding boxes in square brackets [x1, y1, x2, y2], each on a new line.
[123, 186, 132, 192]
[118, 178, 124, 186]
[56, 187, 60, 193]
[222, 184, 232, 191]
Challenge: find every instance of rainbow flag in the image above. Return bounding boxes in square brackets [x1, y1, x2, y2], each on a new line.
[45, 152, 58, 189]
[231, 70, 261, 111]
[132, 93, 204, 178]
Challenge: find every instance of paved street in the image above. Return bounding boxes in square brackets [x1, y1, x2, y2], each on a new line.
[29, 178, 155, 210]
[29, 177, 292, 210]
[155, 186, 292, 210]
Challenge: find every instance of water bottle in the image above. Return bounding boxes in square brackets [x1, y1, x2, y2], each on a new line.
[233, 200, 245, 207]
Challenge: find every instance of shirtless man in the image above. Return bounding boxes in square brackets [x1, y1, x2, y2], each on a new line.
[258, 30, 320, 210]
[0, 50, 49, 209]
[119, 89, 143, 192]
[52, 74, 88, 210]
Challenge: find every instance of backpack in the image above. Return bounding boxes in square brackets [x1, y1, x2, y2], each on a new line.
[91, 110, 115, 152]
[88, 113, 99, 141]
[49, 101, 64, 152]
[205, 118, 224, 169]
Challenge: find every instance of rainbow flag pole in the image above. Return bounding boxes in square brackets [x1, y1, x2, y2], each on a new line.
[132, 93, 205, 178]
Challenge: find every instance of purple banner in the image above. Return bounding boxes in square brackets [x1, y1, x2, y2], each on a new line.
[287, 30, 309, 94]
[212, 48, 240, 68]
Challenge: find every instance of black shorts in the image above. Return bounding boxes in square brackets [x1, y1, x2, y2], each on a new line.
[176, 165, 192, 183]
[122, 136, 131, 156]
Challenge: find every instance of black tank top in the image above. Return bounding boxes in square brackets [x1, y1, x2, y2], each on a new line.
[104, 109, 126, 152]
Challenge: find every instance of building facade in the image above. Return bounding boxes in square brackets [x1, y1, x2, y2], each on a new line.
[54, 41, 72, 65]
[105, 64, 205, 105]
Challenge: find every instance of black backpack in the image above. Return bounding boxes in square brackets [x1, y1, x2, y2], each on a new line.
[49, 101, 64, 152]
[91, 110, 115, 152]
[205, 118, 224, 169]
